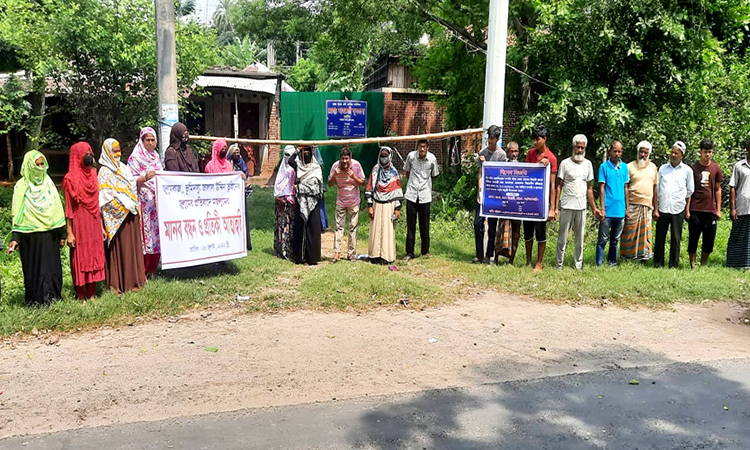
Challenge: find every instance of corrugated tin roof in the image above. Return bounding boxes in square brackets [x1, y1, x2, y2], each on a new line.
[195, 73, 295, 95]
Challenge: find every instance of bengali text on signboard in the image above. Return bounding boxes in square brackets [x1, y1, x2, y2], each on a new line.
[325, 100, 367, 138]
[480, 162, 550, 221]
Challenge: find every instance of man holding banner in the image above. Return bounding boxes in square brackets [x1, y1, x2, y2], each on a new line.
[524, 125, 557, 272]
[479, 127, 553, 272]
[471, 125, 507, 264]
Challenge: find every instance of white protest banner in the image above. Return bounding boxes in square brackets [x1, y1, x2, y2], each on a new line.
[155, 171, 247, 269]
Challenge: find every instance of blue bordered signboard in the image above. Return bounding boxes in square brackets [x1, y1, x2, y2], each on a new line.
[326, 100, 367, 138]
[480, 162, 550, 221]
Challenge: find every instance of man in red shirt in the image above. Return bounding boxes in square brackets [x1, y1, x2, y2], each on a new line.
[688, 138, 724, 268]
[524, 125, 558, 272]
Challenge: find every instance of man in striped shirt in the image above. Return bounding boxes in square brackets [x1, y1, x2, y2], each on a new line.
[328, 147, 366, 262]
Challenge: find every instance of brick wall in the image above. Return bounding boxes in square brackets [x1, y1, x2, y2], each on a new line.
[262, 99, 282, 176]
[383, 92, 446, 167]
[460, 110, 523, 156]
[266, 92, 523, 178]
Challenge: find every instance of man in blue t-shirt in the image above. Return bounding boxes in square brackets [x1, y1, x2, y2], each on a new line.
[596, 140, 630, 266]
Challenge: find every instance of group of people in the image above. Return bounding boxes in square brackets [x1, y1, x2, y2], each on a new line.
[273, 139, 440, 266]
[6, 121, 749, 304]
[500, 126, 750, 271]
[5, 122, 254, 305]
[273, 124, 750, 273]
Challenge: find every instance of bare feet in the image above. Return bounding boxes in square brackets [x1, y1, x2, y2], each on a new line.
[533, 262, 543, 273]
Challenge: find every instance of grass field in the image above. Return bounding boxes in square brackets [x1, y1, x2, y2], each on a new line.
[1, 185, 748, 337]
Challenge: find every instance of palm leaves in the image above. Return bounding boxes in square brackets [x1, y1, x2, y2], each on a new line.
[175, 0, 196, 18]
[220, 36, 266, 68]
[213, 0, 234, 34]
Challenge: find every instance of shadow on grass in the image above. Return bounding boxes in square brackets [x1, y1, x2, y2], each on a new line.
[159, 261, 241, 280]
[349, 347, 750, 449]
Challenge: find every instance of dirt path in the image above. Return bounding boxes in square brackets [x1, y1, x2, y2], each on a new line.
[1, 293, 749, 438]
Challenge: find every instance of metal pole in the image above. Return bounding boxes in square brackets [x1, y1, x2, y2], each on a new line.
[155, 0, 179, 157]
[234, 94, 239, 139]
[481, 0, 510, 148]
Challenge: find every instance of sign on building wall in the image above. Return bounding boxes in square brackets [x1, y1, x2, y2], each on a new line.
[155, 172, 247, 269]
[325, 100, 368, 138]
[480, 162, 550, 221]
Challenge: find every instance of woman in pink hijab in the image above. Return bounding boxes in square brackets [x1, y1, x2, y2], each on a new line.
[204, 139, 233, 174]
[204, 138, 253, 250]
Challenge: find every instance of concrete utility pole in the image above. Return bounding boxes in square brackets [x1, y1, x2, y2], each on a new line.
[481, 0, 510, 148]
[155, 0, 180, 157]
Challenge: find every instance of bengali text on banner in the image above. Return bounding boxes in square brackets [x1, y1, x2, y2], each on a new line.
[480, 162, 550, 221]
[155, 171, 247, 269]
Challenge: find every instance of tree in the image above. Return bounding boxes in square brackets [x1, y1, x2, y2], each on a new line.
[285, 57, 324, 91]
[175, 0, 196, 18]
[1, 0, 220, 150]
[0, 74, 31, 179]
[220, 36, 266, 69]
[213, 0, 235, 35]
[516, 0, 750, 168]
[232, 0, 320, 67]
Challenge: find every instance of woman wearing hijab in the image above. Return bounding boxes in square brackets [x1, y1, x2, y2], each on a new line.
[99, 138, 146, 294]
[62, 142, 106, 300]
[164, 122, 199, 173]
[7, 151, 67, 305]
[288, 145, 324, 264]
[128, 127, 163, 276]
[240, 129, 258, 176]
[204, 138, 233, 174]
[274, 146, 296, 260]
[229, 143, 254, 251]
[366, 146, 403, 264]
[313, 147, 329, 232]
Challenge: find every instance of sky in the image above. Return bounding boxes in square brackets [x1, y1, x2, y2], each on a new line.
[189, 0, 219, 24]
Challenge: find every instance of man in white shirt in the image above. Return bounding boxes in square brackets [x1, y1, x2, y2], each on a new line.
[554, 134, 599, 269]
[403, 139, 440, 260]
[654, 141, 695, 268]
[727, 140, 750, 269]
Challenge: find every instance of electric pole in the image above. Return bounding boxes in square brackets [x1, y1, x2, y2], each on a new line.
[155, 0, 179, 157]
[481, 0, 510, 148]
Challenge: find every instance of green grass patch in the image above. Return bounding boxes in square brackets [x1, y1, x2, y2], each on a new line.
[1, 185, 749, 337]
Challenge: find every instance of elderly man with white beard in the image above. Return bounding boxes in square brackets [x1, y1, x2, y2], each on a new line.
[621, 141, 659, 262]
[554, 134, 599, 269]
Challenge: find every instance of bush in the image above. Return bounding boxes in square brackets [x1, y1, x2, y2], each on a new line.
[0, 187, 12, 209]
[432, 153, 480, 220]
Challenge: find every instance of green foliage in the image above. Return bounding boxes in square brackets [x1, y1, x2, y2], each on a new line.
[0, 0, 220, 146]
[285, 58, 324, 92]
[231, 0, 319, 67]
[219, 36, 266, 69]
[518, 0, 750, 175]
[432, 152, 481, 219]
[175, 0, 197, 18]
[0, 39, 22, 72]
[413, 25, 486, 129]
[212, 0, 235, 35]
[0, 74, 31, 135]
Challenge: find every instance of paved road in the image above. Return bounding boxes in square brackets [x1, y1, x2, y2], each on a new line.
[3, 358, 749, 450]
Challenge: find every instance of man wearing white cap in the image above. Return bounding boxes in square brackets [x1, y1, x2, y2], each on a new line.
[654, 141, 694, 268]
[621, 141, 658, 261]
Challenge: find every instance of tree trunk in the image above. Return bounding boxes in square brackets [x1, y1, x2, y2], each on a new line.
[25, 88, 46, 151]
[522, 56, 531, 113]
[6, 133, 14, 180]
